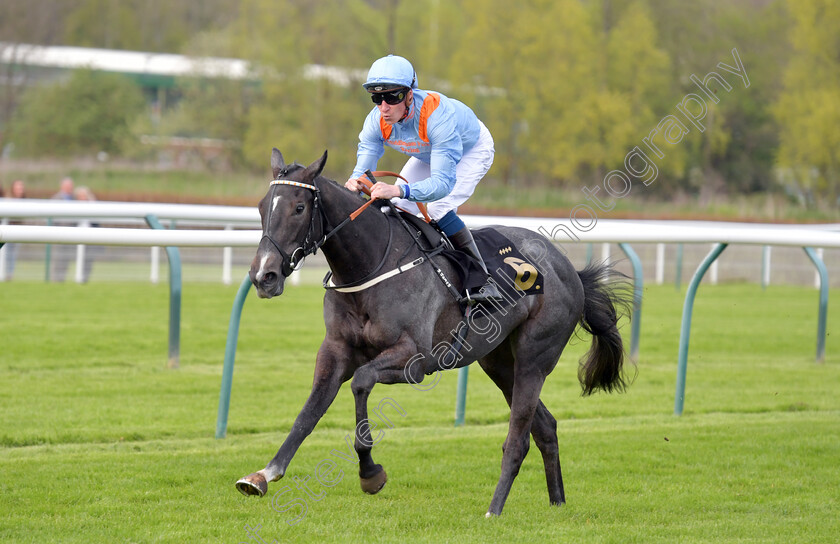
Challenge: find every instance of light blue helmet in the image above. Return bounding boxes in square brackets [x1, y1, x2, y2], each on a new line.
[363, 55, 418, 93]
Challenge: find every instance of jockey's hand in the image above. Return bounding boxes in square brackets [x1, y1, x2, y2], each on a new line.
[370, 182, 401, 200]
[344, 177, 366, 193]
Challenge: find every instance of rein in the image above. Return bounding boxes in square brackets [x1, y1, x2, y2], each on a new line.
[261, 177, 395, 283]
[263, 172, 451, 296]
[325, 170, 455, 295]
[349, 171, 432, 223]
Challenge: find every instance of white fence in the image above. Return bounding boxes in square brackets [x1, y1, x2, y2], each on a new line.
[2, 199, 839, 286]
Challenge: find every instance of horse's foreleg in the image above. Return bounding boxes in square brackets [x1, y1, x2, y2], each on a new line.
[236, 340, 351, 497]
[349, 336, 420, 495]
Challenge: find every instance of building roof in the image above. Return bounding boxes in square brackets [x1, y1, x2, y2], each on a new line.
[0, 42, 253, 80]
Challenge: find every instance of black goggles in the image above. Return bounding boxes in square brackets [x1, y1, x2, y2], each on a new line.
[371, 89, 408, 105]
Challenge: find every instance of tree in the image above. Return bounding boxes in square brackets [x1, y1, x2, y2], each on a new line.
[235, 0, 392, 174]
[63, 0, 238, 53]
[775, 0, 840, 206]
[6, 69, 146, 157]
[0, 0, 77, 153]
[451, 0, 671, 189]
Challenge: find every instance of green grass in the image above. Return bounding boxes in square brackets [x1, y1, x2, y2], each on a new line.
[1, 281, 838, 543]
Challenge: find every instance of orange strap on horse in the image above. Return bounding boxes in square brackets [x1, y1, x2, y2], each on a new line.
[349, 171, 432, 223]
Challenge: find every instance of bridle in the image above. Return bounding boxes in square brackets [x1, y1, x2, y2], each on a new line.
[260, 179, 327, 278]
[260, 174, 457, 298]
[260, 177, 394, 284]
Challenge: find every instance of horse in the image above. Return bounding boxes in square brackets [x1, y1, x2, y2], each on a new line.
[236, 148, 632, 517]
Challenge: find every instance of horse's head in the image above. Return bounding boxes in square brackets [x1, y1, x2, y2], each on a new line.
[250, 148, 328, 298]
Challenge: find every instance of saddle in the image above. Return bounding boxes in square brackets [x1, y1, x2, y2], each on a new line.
[341, 170, 544, 305]
[393, 209, 544, 305]
[397, 210, 447, 251]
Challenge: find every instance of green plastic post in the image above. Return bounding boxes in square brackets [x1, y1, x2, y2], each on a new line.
[216, 273, 254, 438]
[675, 243, 683, 291]
[803, 247, 828, 363]
[618, 243, 643, 361]
[454, 366, 469, 427]
[674, 243, 727, 416]
[145, 215, 182, 369]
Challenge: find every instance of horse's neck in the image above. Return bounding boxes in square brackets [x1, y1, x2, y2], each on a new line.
[316, 177, 390, 283]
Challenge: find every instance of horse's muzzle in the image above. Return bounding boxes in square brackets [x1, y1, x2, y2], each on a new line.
[250, 253, 285, 298]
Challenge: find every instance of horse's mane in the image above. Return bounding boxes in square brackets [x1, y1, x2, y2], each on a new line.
[279, 159, 369, 206]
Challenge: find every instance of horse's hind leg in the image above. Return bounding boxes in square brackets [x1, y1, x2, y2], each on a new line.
[532, 401, 565, 505]
[487, 368, 545, 516]
[479, 350, 565, 509]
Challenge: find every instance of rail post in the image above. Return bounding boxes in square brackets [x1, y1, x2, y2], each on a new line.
[216, 273, 253, 438]
[674, 243, 728, 416]
[618, 243, 643, 361]
[145, 215, 182, 369]
[803, 247, 828, 363]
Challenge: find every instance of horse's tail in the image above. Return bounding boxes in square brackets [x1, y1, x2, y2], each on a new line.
[576, 262, 633, 396]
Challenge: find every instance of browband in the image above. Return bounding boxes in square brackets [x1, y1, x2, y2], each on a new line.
[269, 180, 318, 191]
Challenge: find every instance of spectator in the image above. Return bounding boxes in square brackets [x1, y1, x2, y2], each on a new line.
[2, 180, 26, 280]
[10, 180, 25, 199]
[50, 177, 76, 281]
[74, 186, 96, 202]
[53, 177, 74, 200]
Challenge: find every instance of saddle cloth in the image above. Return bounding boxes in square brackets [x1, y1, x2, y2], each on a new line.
[441, 227, 544, 299]
[475, 227, 544, 297]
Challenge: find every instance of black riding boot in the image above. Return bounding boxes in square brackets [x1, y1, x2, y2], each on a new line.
[449, 227, 504, 303]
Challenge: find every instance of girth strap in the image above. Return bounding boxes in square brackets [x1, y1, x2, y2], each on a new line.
[323, 257, 426, 293]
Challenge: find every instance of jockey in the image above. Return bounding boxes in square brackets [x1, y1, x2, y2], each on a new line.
[345, 54, 503, 302]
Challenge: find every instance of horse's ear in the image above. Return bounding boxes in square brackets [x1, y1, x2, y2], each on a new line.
[270, 148, 286, 179]
[302, 150, 328, 181]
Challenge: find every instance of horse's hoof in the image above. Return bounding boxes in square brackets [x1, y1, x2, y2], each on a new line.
[360, 467, 387, 494]
[236, 472, 268, 497]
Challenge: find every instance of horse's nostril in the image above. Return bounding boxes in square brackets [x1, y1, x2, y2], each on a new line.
[263, 272, 278, 286]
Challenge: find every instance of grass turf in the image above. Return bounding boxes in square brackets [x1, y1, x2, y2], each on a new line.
[1, 281, 838, 543]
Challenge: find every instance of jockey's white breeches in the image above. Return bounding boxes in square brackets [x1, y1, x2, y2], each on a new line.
[391, 121, 494, 221]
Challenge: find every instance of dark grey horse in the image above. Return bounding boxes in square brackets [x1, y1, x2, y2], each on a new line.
[237, 149, 631, 517]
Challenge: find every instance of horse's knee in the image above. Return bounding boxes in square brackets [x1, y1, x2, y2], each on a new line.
[350, 369, 376, 397]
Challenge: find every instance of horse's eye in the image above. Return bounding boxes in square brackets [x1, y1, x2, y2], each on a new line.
[295, 204, 305, 214]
